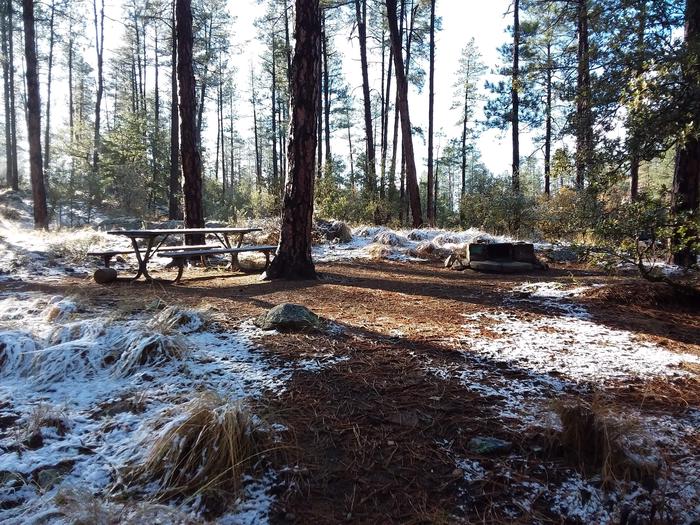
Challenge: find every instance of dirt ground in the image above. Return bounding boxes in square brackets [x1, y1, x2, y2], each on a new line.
[6, 260, 700, 524]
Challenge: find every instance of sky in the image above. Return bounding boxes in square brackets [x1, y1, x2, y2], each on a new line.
[228, 0, 522, 178]
[53, 0, 529, 181]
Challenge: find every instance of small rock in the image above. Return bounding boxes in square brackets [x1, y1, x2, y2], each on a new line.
[36, 468, 62, 489]
[94, 268, 118, 284]
[467, 436, 512, 455]
[451, 468, 464, 478]
[255, 303, 321, 332]
[452, 258, 467, 271]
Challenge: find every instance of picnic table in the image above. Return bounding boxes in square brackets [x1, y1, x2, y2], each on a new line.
[104, 227, 264, 282]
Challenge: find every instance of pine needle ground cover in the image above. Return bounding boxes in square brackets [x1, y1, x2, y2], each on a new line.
[0, 232, 699, 523]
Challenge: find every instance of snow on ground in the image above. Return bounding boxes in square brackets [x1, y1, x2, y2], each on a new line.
[423, 281, 700, 524]
[313, 225, 518, 263]
[0, 293, 342, 524]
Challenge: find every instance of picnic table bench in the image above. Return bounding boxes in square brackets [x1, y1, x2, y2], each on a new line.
[87, 244, 218, 268]
[91, 227, 268, 283]
[158, 245, 277, 283]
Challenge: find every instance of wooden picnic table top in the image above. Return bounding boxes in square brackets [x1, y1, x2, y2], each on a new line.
[106, 227, 262, 238]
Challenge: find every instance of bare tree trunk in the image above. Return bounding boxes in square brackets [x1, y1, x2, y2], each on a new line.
[322, 13, 331, 169]
[575, 0, 593, 189]
[196, 18, 212, 145]
[671, 0, 700, 267]
[511, 0, 520, 193]
[386, 0, 422, 228]
[92, 0, 105, 202]
[544, 40, 552, 197]
[43, 0, 55, 184]
[7, 0, 17, 190]
[150, 28, 160, 211]
[251, 67, 262, 193]
[426, 0, 435, 225]
[264, 0, 320, 280]
[271, 34, 279, 190]
[177, 0, 205, 245]
[169, 1, 181, 219]
[355, 0, 376, 195]
[1, 3, 10, 188]
[22, 0, 47, 228]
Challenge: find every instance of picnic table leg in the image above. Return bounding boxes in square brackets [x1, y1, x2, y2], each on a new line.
[102, 254, 112, 268]
[130, 236, 157, 281]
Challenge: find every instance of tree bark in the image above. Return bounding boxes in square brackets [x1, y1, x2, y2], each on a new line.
[544, 40, 552, 197]
[271, 33, 279, 189]
[575, 0, 593, 190]
[1, 3, 10, 188]
[671, 0, 700, 267]
[264, 0, 320, 280]
[251, 66, 262, 193]
[92, 0, 105, 201]
[630, 1, 646, 200]
[322, 13, 331, 169]
[386, 0, 422, 228]
[22, 0, 47, 228]
[426, 0, 435, 225]
[355, 0, 376, 195]
[177, 0, 205, 245]
[169, 0, 181, 219]
[43, 0, 55, 184]
[7, 0, 17, 190]
[511, 0, 520, 193]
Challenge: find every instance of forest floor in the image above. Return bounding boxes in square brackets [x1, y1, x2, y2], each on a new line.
[2, 254, 699, 524]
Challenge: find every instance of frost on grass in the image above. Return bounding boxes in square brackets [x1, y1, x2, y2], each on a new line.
[313, 225, 514, 263]
[0, 295, 298, 523]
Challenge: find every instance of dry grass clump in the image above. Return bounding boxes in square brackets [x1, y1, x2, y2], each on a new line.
[25, 403, 69, 437]
[46, 229, 108, 263]
[112, 332, 188, 377]
[554, 400, 661, 486]
[54, 488, 202, 525]
[148, 305, 206, 334]
[365, 243, 393, 260]
[373, 231, 406, 246]
[0, 204, 22, 221]
[127, 393, 260, 509]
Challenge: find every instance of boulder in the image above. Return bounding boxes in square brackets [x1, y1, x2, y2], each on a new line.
[94, 268, 118, 284]
[255, 303, 321, 332]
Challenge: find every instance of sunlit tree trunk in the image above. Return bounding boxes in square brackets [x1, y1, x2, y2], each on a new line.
[575, 0, 593, 189]
[354, 0, 376, 195]
[386, 0, 422, 227]
[264, 0, 320, 280]
[426, 0, 435, 226]
[177, 0, 205, 245]
[169, 0, 181, 219]
[511, 0, 520, 193]
[22, 0, 48, 228]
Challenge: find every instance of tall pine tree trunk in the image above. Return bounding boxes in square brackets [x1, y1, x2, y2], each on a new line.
[264, 0, 320, 280]
[386, 0, 422, 227]
[43, 0, 55, 187]
[169, 1, 181, 220]
[355, 0, 376, 195]
[322, 13, 331, 170]
[426, 0, 435, 225]
[544, 40, 552, 196]
[671, 0, 700, 267]
[7, 0, 17, 190]
[630, 1, 646, 200]
[575, 0, 593, 189]
[92, 0, 105, 204]
[177, 0, 205, 245]
[1, 4, 10, 188]
[271, 34, 279, 190]
[22, 0, 47, 228]
[511, 0, 520, 193]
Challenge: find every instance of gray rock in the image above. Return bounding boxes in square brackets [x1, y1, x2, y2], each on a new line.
[467, 436, 512, 455]
[238, 252, 268, 272]
[94, 268, 118, 284]
[36, 468, 63, 489]
[255, 304, 321, 332]
[452, 258, 467, 271]
[316, 219, 352, 244]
